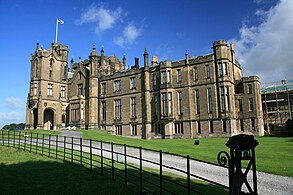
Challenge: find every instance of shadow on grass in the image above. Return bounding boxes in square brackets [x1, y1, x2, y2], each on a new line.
[0, 146, 228, 195]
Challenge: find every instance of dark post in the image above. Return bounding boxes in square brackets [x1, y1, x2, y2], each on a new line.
[219, 134, 259, 195]
[90, 139, 92, 170]
[18, 131, 21, 149]
[80, 138, 82, 167]
[124, 144, 127, 187]
[1, 130, 4, 145]
[71, 137, 74, 163]
[30, 133, 33, 152]
[42, 134, 44, 155]
[139, 146, 143, 194]
[13, 130, 15, 147]
[7, 130, 10, 147]
[187, 155, 191, 195]
[48, 134, 51, 157]
[101, 141, 103, 175]
[24, 132, 27, 151]
[63, 136, 66, 161]
[160, 150, 163, 195]
[56, 135, 58, 159]
[36, 133, 38, 154]
[111, 142, 114, 180]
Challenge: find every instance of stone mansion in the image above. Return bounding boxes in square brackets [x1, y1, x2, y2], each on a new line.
[25, 40, 264, 139]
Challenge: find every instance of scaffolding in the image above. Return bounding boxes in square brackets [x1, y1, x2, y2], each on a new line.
[261, 80, 293, 135]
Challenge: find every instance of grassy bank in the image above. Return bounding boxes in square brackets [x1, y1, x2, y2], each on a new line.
[81, 130, 293, 177]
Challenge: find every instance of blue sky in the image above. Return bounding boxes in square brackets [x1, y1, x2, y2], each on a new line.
[0, 0, 292, 128]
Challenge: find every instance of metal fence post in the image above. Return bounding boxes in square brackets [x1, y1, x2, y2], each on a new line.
[80, 138, 83, 167]
[30, 133, 33, 152]
[24, 133, 27, 151]
[18, 131, 21, 149]
[71, 137, 74, 163]
[64, 136, 66, 161]
[42, 134, 44, 155]
[101, 141, 103, 175]
[8, 130, 10, 147]
[90, 139, 92, 170]
[111, 142, 114, 180]
[160, 150, 163, 195]
[48, 134, 51, 157]
[36, 133, 38, 154]
[1, 130, 4, 145]
[124, 144, 127, 187]
[56, 135, 58, 159]
[139, 146, 143, 194]
[13, 130, 15, 147]
[187, 155, 191, 195]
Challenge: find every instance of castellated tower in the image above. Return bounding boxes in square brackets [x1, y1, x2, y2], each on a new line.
[26, 43, 69, 130]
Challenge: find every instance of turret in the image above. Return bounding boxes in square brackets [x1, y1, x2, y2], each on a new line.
[89, 45, 98, 77]
[143, 48, 148, 67]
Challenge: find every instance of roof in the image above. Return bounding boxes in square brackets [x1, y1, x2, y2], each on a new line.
[261, 80, 293, 93]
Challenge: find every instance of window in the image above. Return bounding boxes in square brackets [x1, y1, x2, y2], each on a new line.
[47, 84, 53, 96]
[248, 84, 252, 94]
[223, 120, 227, 133]
[153, 74, 157, 86]
[209, 120, 214, 133]
[33, 83, 38, 95]
[195, 90, 200, 114]
[102, 101, 106, 120]
[131, 124, 137, 135]
[79, 72, 82, 80]
[49, 70, 52, 79]
[220, 86, 230, 111]
[161, 70, 171, 84]
[162, 92, 172, 116]
[238, 99, 243, 112]
[60, 86, 65, 98]
[131, 97, 137, 118]
[240, 119, 244, 132]
[154, 94, 158, 117]
[70, 103, 80, 122]
[78, 84, 83, 95]
[101, 83, 106, 94]
[114, 99, 122, 119]
[249, 98, 254, 111]
[178, 92, 183, 115]
[130, 77, 136, 89]
[251, 118, 255, 131]
[207, 88, 212, 113]
[175, 122, 183, 134]
[193, 67, 198, 81]
[218, 62, 228, 77]
[115, 125, 122, 135]
[177, 69, 182, 82]
[49, 59, 53, 79]
[197, 121, 201, 134]
[206, 65, 210, 79]
[153, 123, 162, 134]
[114, 80, 122, 92]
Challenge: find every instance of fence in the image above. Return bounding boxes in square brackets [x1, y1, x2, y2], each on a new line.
[0, 130, 229, 194]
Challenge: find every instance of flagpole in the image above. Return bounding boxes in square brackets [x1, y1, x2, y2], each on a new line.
[55, 18, 59, 43]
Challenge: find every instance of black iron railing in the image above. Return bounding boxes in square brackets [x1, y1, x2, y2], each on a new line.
[0, 130, 229, 194]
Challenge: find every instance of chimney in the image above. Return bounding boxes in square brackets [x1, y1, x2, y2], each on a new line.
[135, 57, 139, 68]
[185, 51, 189, 64]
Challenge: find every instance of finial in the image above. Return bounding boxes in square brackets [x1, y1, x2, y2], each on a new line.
[93, 44, 96, 50]
[101, 46, 104, 54]
[79, 57, 82, 62]
[185, 50, 188, 55]
[70, 56, 74, 63]
[36, 41, 39, 48]
[144, 48, 148, 54]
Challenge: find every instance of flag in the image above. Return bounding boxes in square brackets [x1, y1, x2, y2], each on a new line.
[58, 19, 64, 25]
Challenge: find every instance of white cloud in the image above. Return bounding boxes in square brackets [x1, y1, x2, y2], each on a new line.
[230, 0, 293, 83]
[5, 96, 25, 110]
[77, 4, 124, 34]
[114, 23, 142, 47]
[0, 111, 25, 128]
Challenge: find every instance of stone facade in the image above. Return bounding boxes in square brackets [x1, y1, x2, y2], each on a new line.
[26, 40, 264, 139]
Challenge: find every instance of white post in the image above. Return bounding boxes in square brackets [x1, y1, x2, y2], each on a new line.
[55, 18, 59, 43]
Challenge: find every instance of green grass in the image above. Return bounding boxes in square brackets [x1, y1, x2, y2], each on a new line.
[0, 145, 228, 194]
[0, 146, 134, 194]
[81, 130, 293, 177]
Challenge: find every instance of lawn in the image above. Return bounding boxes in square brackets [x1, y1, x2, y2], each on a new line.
[81, 130, 293, 177]
[0, 146, 134, 194]
[0, 146, 228, 194]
